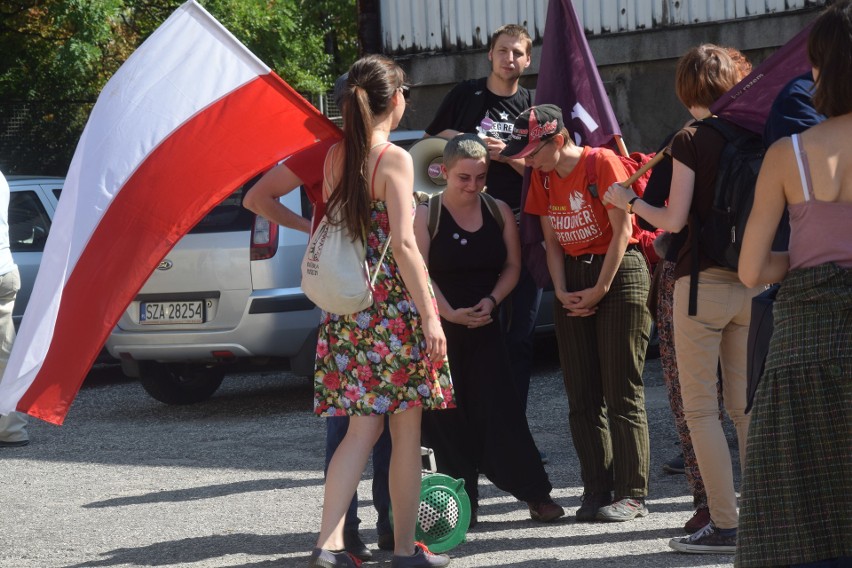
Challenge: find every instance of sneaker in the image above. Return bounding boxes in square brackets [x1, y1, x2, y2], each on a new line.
[343, 531, 372, 562]
[307, 548, 361, 568]
[596, 497, 649, 522]
[0, 439, 29, 448]
[669, 521, 736, 554]
[527, 498, 565, 523]
[662, 454, 685, 474]
[377, 532, 395, 551]
[684, 506, 711, 534]
[575, 492, 611, 522]
[390, 542, 450, 567]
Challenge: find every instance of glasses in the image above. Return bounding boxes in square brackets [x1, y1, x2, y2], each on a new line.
[398, 85, 410, 100]
[524, 138, 553, 160]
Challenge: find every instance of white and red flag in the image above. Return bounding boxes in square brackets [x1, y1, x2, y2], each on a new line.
[0, 0, 340, 424]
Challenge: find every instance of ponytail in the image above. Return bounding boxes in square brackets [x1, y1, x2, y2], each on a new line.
[327, 55, 404, 243]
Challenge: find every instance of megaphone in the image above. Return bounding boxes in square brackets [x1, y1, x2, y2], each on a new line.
[408, 137, 449, 197]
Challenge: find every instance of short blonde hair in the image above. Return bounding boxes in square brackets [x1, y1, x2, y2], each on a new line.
[443, 134, 489, 170]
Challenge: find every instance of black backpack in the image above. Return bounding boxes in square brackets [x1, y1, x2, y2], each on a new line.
[688, 117, 765, 315]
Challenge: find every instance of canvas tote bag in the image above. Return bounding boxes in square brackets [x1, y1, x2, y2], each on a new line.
[301, 141, 392, 315]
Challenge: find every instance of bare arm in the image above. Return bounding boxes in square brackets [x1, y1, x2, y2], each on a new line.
[739, 140, 791, 287]
[603, 159, 694, 233]
[540, 216, 580, 313]
[382, 148, 447, 362]
[243, 163, 311, 234]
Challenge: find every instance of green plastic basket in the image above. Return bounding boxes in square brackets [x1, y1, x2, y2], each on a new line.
[389, 472, 471, 553]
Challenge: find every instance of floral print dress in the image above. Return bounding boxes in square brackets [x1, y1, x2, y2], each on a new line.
[313, 200, 454, 416]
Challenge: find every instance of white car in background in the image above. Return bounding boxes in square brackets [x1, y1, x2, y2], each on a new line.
[6, 176, 62, 328]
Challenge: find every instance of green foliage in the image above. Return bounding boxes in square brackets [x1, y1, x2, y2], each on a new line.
[0, 0, 357, 174]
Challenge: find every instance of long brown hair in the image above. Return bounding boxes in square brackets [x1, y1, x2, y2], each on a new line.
[327, 55, 405, 242]
[808, 0, 852, 117]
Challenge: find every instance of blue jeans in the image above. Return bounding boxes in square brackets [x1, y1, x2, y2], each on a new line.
[498, 264, 542, 412]
[325, 416, 392, 536]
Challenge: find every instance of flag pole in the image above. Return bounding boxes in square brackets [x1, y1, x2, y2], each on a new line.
[620, 151, 666, 187]
[614, 134, 629, 157]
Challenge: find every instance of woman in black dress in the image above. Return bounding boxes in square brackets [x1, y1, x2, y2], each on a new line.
[414, 134, 564, 525]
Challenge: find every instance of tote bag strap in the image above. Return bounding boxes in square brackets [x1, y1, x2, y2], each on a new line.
[368, 142, 394, 283]
[321, 143, 341, 202]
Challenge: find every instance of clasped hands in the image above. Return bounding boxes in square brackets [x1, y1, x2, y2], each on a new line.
[447, 297, 495, 328]
[556, 286, 605, 317]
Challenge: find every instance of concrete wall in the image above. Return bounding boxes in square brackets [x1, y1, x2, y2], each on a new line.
[394, 8, 821, 152]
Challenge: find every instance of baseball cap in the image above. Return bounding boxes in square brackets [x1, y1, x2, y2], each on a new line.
[333, 72, 349, 107]
[500, 104, 564, 159]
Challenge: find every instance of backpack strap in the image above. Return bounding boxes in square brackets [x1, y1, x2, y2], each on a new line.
[426, 192, 505, 240]
[791, 133, 814, 202]
[689, 215, 700, 316]
[427, 193, 443, 239]
[480, 193, 505, 233]
[584, 148, 600, 198]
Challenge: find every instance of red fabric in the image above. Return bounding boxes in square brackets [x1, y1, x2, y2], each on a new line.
[18, 74, 340, 424]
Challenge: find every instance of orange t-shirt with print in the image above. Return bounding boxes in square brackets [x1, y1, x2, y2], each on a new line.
[525, 146, 635, 256]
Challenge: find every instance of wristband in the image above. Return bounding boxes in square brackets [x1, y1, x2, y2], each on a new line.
[626, 196, 640, 215]
[486, 294, 498, 307]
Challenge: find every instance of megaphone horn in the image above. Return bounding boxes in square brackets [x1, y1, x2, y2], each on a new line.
[408, 137, 449, 197]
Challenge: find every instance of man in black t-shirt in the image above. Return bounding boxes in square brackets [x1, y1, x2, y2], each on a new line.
[426, 24, 532, 210]
[425, 25, 544, 443]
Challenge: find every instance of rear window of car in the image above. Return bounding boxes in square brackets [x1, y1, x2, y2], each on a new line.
[187, 173, 313, 235]
[188, 185, 255, 234]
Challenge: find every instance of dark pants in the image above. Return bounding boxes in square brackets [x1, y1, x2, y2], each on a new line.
[421, 319, 552, 507]
[554, 249, 652, 498]
[325, 416, 392, 536]
[499, 264, 542, 412]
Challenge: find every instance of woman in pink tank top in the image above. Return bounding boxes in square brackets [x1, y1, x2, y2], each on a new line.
[736, 3, 852, 567]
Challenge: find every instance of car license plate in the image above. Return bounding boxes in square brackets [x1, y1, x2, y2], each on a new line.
[139, 301, 205, 325]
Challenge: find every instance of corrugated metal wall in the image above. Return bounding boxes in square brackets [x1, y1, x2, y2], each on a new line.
[381, 0, 815, 53]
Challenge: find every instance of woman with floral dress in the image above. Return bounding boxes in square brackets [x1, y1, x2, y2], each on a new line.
[245, 54, 453, 568]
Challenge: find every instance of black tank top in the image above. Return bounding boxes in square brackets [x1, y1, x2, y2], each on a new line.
[428, 196, 506, 309]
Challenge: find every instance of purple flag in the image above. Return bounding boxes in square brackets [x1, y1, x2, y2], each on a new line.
[534, 0, 621, 147]
[520, 0, 621, 287]
[711, 21, 814, 134]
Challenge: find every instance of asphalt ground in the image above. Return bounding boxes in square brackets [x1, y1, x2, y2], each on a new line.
[1, 337, 739, 568]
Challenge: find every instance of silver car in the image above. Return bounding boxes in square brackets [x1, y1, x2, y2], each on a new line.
[6, 176, 62, 328]
[105, 172, 320, 404]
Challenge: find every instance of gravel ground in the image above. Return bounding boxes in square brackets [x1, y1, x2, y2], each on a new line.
[1, 338, 739, 568]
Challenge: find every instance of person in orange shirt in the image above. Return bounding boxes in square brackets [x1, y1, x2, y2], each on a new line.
[502, 104, 652, 523]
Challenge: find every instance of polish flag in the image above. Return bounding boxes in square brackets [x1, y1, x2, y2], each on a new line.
[0, 0, 340, 424]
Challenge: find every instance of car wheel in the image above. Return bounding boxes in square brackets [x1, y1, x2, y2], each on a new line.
[138, 362, 226, 405]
